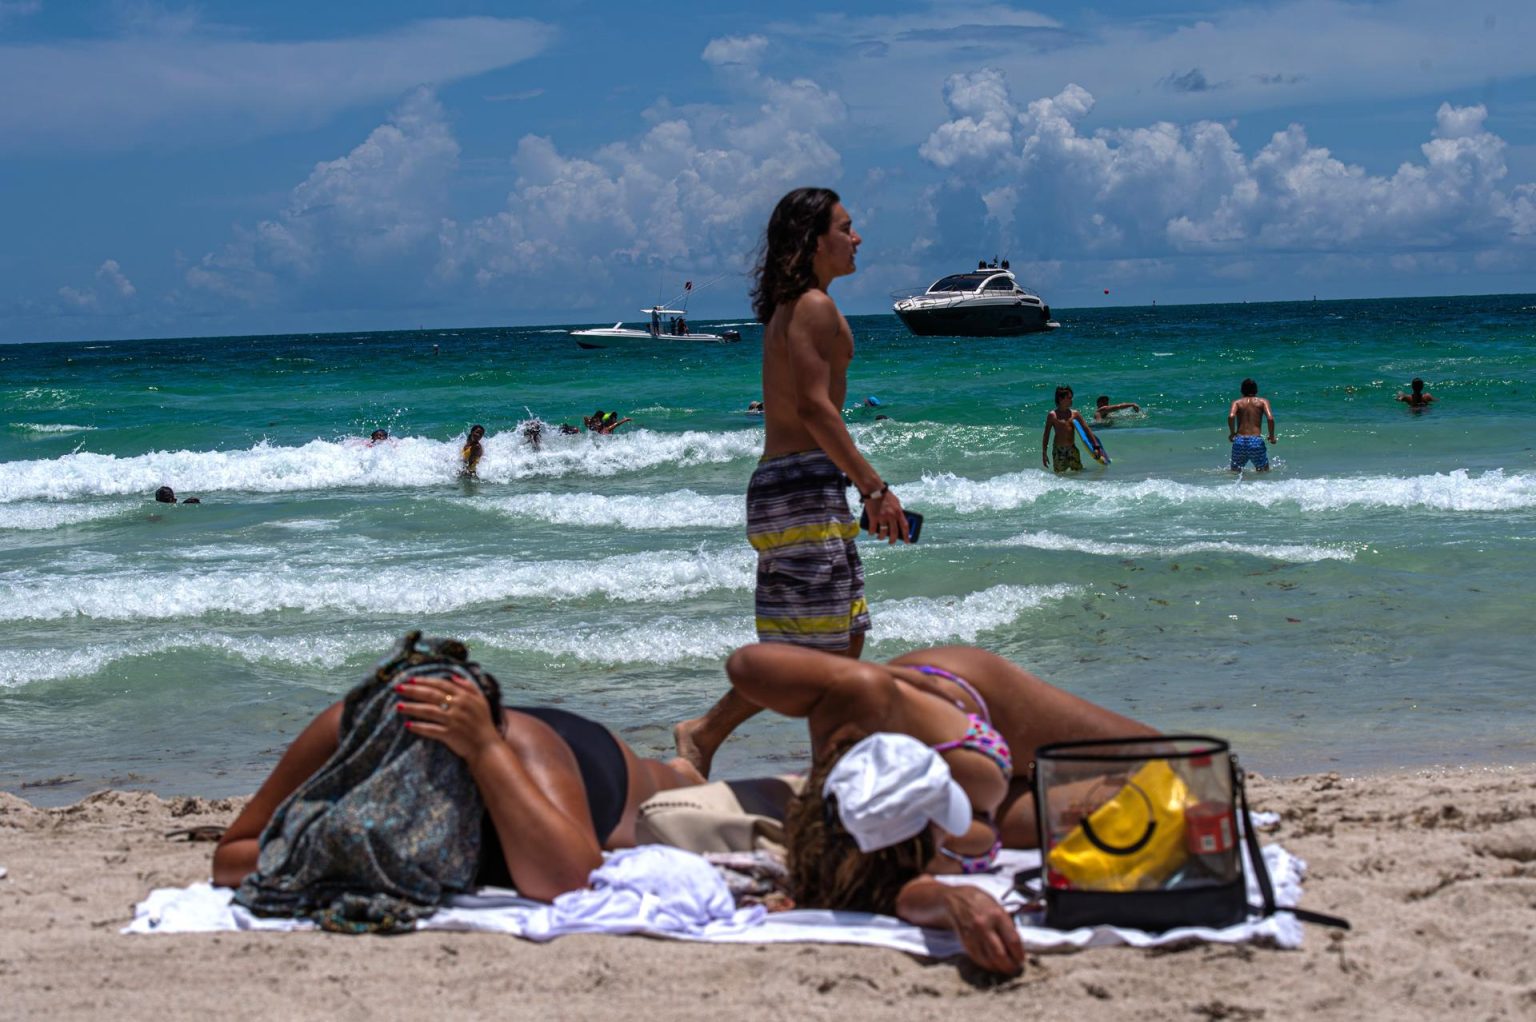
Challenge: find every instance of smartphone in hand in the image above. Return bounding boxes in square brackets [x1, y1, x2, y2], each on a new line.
[858, 507, 924, 542]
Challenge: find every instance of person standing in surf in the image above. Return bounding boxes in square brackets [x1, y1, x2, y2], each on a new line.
[675, 187, 909, 777]
[1228, 378, 1277, 471]
[1396, 377, 1436, 410]
[460, 424, 486, 477]
[1041, 385, 1102, 472]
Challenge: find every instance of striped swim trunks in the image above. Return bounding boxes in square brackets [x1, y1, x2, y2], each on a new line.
[747, 450, 870, 652]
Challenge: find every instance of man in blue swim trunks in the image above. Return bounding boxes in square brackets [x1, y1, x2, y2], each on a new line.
[1227, 378, 1277, 471]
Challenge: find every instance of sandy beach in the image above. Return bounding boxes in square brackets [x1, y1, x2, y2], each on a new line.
[3, 764, 1534, 1021]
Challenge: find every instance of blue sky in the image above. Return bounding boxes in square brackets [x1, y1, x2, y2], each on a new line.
[2, 0, 1533, 343]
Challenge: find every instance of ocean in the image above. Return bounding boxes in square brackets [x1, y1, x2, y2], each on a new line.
[3, 294, 1534, 805]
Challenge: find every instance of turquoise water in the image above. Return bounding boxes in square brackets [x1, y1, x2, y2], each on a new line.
[3, 294, 1534, 805]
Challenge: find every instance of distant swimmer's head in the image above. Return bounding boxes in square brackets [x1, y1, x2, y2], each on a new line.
[1054, 385, 1073, 404]
[1411, 377, 1425, 393]
[747, 400, 764, 413]
[370, 429, 389, 442]
[1241, 378, 1258, 397]
[154, 486, 176, 504]
[182, 497, 201, 505]
[1096, 395, 1110, 408]
[864, 395, 881, 407]
[752, 186, 844, 324]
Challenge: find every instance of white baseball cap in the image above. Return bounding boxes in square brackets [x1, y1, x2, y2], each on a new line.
[822, 732, 973, 853]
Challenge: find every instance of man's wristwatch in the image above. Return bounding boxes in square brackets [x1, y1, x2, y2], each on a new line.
[859, 483, 889, 504]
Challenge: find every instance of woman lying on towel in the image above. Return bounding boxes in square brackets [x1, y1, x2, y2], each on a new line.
[701, 642, 1156, 974]
[212, 633, 704, 912]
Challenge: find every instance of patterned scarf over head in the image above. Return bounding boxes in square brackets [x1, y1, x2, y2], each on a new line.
[234, 632, 504, 933]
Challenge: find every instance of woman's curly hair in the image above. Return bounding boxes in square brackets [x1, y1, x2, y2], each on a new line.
[751, 187, 841, 325]
[784, 737, 937, 915]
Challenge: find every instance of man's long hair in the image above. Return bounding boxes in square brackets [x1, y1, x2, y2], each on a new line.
[751, 187, 841, 325]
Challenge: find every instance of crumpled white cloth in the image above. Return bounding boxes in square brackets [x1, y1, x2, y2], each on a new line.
[124, 843, 1313, 955]
[520, 845, 763, 939]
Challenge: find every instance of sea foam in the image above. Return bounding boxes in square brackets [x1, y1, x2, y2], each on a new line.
[0, 501, 134, 531]
[451, 583, 1075, 666]
[994, 530, 1359, 563]
[473, 489, 742, 530]
[0, 631, 372, 688]
[911, 468, 1536, 515]
[0, 545, 755, 623]
[869, 584, 1076, 645]
[0, 427, 763, 502]
[10, 422, 96, 434]
[0, 583, 1078, 684]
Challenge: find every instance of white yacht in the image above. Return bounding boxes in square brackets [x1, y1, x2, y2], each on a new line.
[570, 306, 742, 349]
[892, 261, 1059, 337]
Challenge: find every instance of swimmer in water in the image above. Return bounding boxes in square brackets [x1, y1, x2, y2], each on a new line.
[1093, 395, 1140, 423]
[154, 485, 200, 505]
[461, 424, 486, 477]
[1228, 378, 1277, 472]
[584, 410, 631, 435]
[1395, 378, 1436, 411]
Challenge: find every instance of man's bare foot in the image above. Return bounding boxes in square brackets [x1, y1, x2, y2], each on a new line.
[666, 757, 706, 786]
[673, 718, 715, 779]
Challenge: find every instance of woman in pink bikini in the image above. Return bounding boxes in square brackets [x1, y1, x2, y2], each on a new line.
[693, 642, 1157, 974]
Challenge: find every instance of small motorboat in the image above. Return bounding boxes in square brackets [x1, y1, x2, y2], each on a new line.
[571, 306, 741, 349]
[571, 277, 743, 349]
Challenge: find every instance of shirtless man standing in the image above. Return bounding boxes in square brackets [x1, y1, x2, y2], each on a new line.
[675, 187, 908, 776]
[1228, 378, 1277, 472]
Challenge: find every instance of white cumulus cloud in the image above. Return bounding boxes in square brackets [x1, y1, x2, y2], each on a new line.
[918, 72, 1536, 265]
[0, 17, 555, 153]
[185, 89, 459, 305]
[701, 34, 768, 67]
[58, 260, 136, 309]
[435, 50, 847, 306]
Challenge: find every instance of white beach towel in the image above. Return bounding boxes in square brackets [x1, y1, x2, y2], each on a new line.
[124, 843, 1309, 956]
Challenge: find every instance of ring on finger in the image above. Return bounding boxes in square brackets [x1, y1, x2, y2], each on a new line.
[440, 694, 455, 711]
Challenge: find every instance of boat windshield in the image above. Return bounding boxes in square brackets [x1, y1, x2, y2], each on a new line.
[927, 273, 994, 293]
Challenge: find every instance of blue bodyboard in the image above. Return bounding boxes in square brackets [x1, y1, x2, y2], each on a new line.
[1074, 420, 1109, 465]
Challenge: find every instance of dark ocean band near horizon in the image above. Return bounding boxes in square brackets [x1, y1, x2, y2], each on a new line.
[2, 292, 1534, 805]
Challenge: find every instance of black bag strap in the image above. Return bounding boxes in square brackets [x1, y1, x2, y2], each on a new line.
[1232, 754, 1351, 930]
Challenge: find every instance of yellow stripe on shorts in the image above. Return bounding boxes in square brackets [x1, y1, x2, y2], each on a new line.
[755, 598, 867, 637]
[749, 519, 861, 551]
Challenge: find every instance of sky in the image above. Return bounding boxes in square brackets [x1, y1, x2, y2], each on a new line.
[2, 0, 1533, 343]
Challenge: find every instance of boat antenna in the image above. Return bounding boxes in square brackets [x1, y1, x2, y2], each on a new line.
[660, 271, 731, 312]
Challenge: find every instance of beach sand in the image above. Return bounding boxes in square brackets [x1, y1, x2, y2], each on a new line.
[3, 765, 1534, 1021]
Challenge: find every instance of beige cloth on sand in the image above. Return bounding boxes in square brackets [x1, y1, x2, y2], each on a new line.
[635, 777, 803, 857]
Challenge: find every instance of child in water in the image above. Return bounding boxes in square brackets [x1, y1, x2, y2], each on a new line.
[1041, 386, 1103, 472]
[461, 424, 486, 477]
